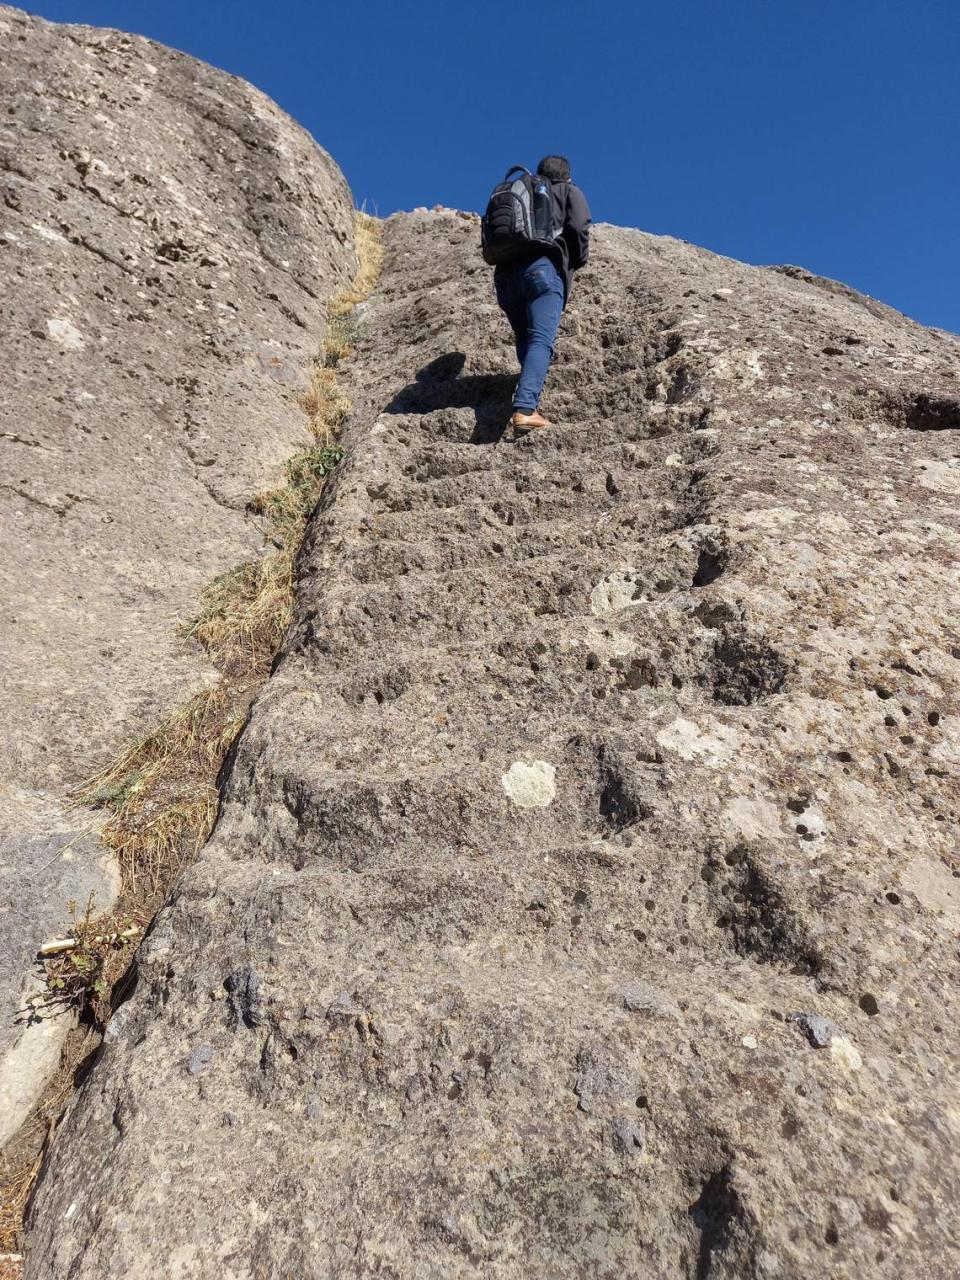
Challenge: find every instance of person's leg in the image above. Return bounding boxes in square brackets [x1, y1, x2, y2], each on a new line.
[512, 258, 564, 412]
[494, 267, 529, 368]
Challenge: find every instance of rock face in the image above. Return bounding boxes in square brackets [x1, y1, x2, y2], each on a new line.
[0, 2, 353, 1147]
[0, 789, 120, 1148]
[0, 2, 354, 792]
[25, 211, 960, 1277]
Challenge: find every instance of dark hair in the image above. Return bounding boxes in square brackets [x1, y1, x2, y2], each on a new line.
[536, 155, 571, 182]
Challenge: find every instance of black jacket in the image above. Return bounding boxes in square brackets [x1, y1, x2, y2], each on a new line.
[495, 179, 591, 305]
[547, 180, 591, 303]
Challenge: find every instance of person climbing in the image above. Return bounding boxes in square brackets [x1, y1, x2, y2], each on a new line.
[481, 155, 591, 434]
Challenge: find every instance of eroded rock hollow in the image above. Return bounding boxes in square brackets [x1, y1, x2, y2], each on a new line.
[24, 201, 960, 1277]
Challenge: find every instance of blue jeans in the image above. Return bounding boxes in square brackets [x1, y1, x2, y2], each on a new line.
[494, 256, 564, 412]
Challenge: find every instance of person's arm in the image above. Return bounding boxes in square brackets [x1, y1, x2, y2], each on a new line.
[565, 184, 591, 270]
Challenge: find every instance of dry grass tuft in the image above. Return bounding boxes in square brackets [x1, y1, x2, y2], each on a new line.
[0, 1119, 53, 1273]
[29, 896, 145, 1027]
[0, 211, 384, 1270]
[302, 366, 352, 441]
[78, 681, 240, 902]
[185, 443, 342, 677]
[328, 211, 384, 318]
[322, 313, 358, 367]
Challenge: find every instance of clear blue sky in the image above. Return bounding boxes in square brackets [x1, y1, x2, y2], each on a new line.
[25, 0, 960, 333]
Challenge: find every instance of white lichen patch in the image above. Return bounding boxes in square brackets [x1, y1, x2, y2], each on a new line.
[46, 316, 85, 350]
[721, 796, 784, 841]
[733, 505, 800, 531]
[901, 856, 960, 925]
[502, 760, 556, 809]
[915, 459, 960, 495]
[830, 1035, 863, 1073]
[743, 350, 765, 379]
[590, 568, 641, 616]
[788, 800, 828, 850]
[32, 223, 69, 246]
[655, 717, 740, 767]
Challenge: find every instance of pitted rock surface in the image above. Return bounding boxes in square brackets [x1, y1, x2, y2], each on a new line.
[0, 1, 354, 797]
[26, 211, 960, 1277]
[0, 1, 353, 1165]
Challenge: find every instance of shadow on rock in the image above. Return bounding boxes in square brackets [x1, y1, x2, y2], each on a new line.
[385, 352, 515, 444]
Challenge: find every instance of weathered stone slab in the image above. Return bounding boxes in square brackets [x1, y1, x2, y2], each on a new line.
[0, 1, 355, 799]
[0, 787, 118, 1147]
[25, 207, 960, 1277]
[0, 0, 354, 1160]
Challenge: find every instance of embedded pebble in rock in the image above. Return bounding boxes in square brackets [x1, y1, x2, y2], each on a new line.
[618, 982, 681, 1019]
[45, 317, 85, 350]
[612, 1116, 647, 1155]
[185, 1044, 215, 1077]
[25, 203, 960, 1276]
[788, 1012, 838, 1048]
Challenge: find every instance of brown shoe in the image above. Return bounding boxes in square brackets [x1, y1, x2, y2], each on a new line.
[510, 409, 552, 435]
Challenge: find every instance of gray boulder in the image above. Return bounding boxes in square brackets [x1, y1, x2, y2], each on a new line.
[0, 0, 354, 1156]
[25, 206, 960, 1277]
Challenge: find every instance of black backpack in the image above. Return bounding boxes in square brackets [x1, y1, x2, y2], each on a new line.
[480, 165, 561, 266]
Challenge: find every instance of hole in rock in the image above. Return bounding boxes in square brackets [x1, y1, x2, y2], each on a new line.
[692, 547, 725, 587]
[689, 1165, 740, 1280]
[711, 631, 787, 706]
[877, 389, 960, 432]
[597, 757, 648, 831]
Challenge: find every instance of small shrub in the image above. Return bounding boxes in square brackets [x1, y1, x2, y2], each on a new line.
[33, 894, 143, 1025]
